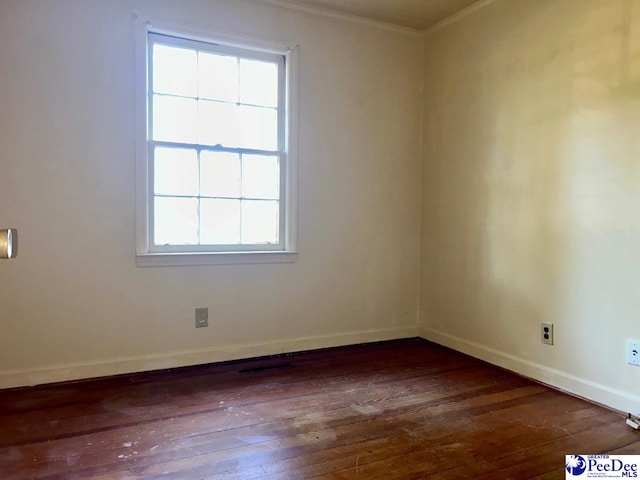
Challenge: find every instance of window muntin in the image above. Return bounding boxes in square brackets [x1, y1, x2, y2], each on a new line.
[147, 32, 286, 252]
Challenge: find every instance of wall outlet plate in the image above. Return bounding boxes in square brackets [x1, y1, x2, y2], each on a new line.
[195, 307, 209, 328]
[627, 341, 640, 366]
[541, 323, 554, 345]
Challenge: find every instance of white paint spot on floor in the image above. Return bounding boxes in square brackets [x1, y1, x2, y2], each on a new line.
[351, 404, 382, 415]
[150, 445, 159, 451]
[118, 454, 125, 459]
[401, 426, 422, 439]
[123, 442, 133, 448]
[65, 452, 79, 466]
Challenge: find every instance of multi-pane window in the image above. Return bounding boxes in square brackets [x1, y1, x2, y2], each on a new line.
[147, 32, 287, 253]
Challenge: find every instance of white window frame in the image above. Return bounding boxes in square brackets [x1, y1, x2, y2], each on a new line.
[135, 18, 298, 267]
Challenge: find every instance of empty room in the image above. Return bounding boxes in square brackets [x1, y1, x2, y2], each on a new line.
[1, 0, 639, 478]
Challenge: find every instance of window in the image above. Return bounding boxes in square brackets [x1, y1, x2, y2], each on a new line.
[136, 26, 297, 266]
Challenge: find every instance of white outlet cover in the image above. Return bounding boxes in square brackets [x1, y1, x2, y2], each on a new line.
[627, 341, 640, 367]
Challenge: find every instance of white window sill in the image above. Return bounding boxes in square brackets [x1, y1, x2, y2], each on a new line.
[136, 251, 298, 267]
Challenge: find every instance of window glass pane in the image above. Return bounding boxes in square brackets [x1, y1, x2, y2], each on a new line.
[201, 151, 240, 198]
[240, 59, 278, 107]
[239, 105, 278, 151]
[200, 199, 241, 244]
[154, 147, 198, 196]
[153, 95, 197, 143]
[153, 44, 197, 97]
[154, 197, 198, 245]
[198, 100, 239, 147]
[241, 200, 279, 244]
[242, 154, 279, 199]
[146, 34, 289, 254]
[199, 52, 238, 102]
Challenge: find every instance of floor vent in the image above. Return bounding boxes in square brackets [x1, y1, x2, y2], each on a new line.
[238, 363, 293, 374]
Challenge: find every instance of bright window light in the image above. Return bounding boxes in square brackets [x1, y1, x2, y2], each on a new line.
[144, 31, 290, 254]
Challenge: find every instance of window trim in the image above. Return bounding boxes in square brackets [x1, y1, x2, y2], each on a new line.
[135, 17, 298, 267]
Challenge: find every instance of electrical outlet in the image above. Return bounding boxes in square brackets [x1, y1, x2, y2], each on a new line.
[541, 323, 553, 345]
[195, 307, 208, 328]
[627, 341, 640, 366]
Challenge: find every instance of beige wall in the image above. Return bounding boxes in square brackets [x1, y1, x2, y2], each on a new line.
[421, 0, 640, 411]
[0, 0, 423, 386]
[3, 0, 637, 413]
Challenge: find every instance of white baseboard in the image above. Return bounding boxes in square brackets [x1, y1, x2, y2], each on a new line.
[7, 325, 635, 414]
[0, 326, 420, 389]
[421, 326, 640, 414]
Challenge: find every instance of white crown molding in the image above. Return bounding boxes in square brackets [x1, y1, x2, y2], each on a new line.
[252, 0, 495, 38]
[423, 0, 496, 36]
[251, 0, 424, 36]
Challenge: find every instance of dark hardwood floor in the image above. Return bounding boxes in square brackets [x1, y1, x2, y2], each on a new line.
[0, 338, 637, 479]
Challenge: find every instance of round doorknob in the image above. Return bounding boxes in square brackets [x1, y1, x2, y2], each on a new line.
[0, 228, 17, 259]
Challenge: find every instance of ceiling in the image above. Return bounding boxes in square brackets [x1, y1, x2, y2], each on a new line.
[264, 0, 482, 31]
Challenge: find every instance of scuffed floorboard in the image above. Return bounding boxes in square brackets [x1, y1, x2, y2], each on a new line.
[0, 339, 637, 479]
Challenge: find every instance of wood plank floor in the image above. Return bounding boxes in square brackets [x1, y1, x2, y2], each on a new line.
[0, 338, 637, 479]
